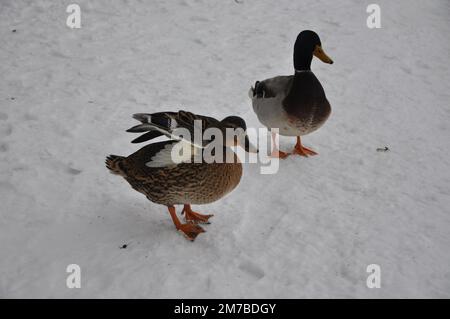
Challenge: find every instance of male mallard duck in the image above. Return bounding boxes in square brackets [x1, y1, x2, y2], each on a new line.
[106, 110, 257, 241]
[249, 30, 333, 158]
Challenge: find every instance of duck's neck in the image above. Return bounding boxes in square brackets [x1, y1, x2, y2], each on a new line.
[295, 69, 312, 74]
[294, 51, 313, 72]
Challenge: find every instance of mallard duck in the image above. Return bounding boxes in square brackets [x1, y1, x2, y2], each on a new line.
[249, 30, 333, 158]
[106, 110, 257, 241]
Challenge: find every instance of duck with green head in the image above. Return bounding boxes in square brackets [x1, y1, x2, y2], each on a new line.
[249, 30, 333, 158]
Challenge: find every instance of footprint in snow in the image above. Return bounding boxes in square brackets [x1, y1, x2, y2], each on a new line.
[238, 261, 265, 279]
[0, 143, 9, 152]
[67, 167, 82, 175]
[0, 124, 13, 138]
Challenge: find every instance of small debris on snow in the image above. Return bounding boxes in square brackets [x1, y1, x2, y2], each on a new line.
[120, 244, 128, 249]
[376, 146, 390, 152]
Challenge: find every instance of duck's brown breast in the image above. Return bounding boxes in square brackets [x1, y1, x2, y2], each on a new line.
[122, 144, 243, 206]
[132, 162, 242, 206]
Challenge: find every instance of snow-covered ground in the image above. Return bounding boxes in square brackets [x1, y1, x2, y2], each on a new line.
[1, 0, 449, 298]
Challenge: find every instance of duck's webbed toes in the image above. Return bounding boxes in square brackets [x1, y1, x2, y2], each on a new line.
[184, 211, 214, 224]
[292, 144, 318, 157]
[177, 223, 206, 241]
[182, 205, 214, 224]
[270, 149, 289, 159]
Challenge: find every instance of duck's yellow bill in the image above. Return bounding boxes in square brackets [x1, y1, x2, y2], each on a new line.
[313, 45, 334, 64]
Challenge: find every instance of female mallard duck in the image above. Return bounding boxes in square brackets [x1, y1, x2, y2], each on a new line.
[106, 110, 257, 241]
[250, 30, 333, 158]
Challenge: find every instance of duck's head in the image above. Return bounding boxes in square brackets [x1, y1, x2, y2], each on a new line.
[294, 30, 333, 71]
[219, 116, 258, 153]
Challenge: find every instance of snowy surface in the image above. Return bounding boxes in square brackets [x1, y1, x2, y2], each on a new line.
[1, 0, 450, 298]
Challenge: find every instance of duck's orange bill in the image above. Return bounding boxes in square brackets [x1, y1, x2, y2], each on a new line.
[313, 45, 334, 64]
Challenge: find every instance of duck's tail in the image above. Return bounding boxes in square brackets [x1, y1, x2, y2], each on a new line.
[105, 155, 126, 176]
[126, 111, 213, 146]
[126, 112, 178, 144]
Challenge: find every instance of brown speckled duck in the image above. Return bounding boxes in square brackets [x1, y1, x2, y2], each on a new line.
[106, 110, 258, 241]
[249, 30, 333, 158]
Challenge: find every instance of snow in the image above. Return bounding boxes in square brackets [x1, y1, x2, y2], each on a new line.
[1, 0, 450, 298]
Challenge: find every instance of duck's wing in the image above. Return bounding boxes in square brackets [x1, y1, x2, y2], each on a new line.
[127, 110, 220, 147]
[112, 140, 197, 182]
[249, 76, 295, 130]
[128, 140, 200, 173]
[249, 76, 293, 99]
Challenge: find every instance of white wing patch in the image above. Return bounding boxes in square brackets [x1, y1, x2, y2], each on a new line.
[145, 140, 200, 168]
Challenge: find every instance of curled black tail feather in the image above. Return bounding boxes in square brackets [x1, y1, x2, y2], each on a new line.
[105, 155, 126, 176]
[132, 112, 177, 128]
[127, 110, 219, 145]
[127, 112, 177, 144]
[130, 130, 163, 143]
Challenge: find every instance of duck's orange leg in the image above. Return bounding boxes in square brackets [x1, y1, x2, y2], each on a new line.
[292, 136, 318, 157]
[270, 132, 289, 159]
[181, 204, 214, 224]
[168, 206, 205, 241]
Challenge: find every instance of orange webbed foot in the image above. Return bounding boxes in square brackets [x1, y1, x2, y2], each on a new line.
[168, 205, 206, 241]
[270, 149, 289, 159]
[292, 137, 318, 157]
[292, 145, 318, 157]
[182, 205, 214, 224]
[176, 223, 206, 241]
